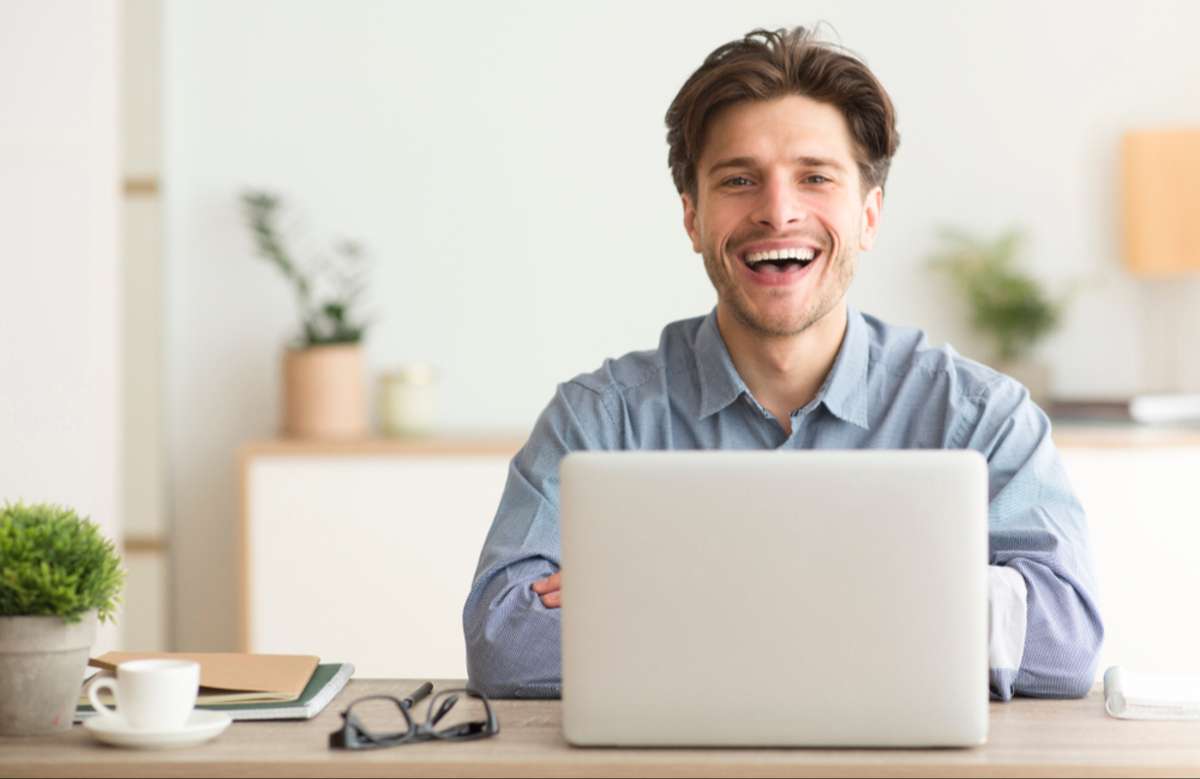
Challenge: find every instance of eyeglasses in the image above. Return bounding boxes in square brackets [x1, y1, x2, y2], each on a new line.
[329, 682, 499, 750]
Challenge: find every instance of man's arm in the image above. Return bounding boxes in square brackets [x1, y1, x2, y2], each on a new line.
[965, 379, 1104, 700]
[462, 380, 615, 698]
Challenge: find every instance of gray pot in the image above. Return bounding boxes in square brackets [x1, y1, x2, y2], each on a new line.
[0, 610, 97, 735]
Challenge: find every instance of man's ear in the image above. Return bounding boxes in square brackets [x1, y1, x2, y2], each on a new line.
[858, 185, 883, 251]
[682, 192, 702, 253]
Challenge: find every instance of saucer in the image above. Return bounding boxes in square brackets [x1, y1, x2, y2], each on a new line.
[84, 710, 232, 749]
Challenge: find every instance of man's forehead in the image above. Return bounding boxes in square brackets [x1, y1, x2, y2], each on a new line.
[699, 95, 857, 171]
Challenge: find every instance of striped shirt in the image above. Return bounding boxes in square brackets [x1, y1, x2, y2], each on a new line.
[463, 307, 1103, 700]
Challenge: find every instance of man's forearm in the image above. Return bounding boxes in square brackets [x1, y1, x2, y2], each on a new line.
[988, 560, 1103, 700]
[463, 559, 563, 698]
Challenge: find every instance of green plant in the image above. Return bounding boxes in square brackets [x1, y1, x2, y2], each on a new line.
[0, 502, 125, 623]
[241, 190, 369, 347]
[927, 227, 1066, 363]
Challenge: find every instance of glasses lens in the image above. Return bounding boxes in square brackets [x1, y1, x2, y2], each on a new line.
[346, 697, 413, 741]
[425, 689, 493, 740]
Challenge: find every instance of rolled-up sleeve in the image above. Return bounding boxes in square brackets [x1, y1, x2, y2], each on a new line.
[961, 379, 1104, 700]
[462, 380, 614, 698]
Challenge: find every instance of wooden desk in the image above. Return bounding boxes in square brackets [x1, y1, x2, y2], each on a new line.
[3, 679, 1199, 778]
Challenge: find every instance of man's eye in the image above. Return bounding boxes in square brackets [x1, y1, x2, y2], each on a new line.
[723, 176, 754, 187]
[805, 174, 831, 184]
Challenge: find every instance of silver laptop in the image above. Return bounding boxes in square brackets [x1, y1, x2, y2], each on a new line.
[560, 450, 988, 747]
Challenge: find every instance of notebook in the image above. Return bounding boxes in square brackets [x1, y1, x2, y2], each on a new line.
[77, 662, 354, 722]
[84, 652, 320, 705]
[1104, 666, 1200, 720]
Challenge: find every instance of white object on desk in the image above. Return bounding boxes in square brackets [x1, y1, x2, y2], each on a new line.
[83, 710, 231, 749]
[1104, 665, 1200, 720]
[86, 659, 200, 730]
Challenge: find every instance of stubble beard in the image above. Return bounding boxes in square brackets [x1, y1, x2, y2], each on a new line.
[702, 240, 857, 339]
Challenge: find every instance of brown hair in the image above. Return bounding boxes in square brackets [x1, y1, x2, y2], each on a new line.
[665, 26, 899, 198]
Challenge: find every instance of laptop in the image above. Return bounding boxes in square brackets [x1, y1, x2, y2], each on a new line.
[559, 450, 988, 747]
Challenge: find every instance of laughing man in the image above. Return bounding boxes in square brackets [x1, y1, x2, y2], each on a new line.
[463, 26, 1103, 701]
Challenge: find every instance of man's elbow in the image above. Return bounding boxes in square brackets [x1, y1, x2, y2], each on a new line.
[1014, 610, 1104, 699]
[465, 626, 539, 698]
[463, 582, 562, 699]
[465, 644, 517, 699]
[1057, 666, 1098, 699]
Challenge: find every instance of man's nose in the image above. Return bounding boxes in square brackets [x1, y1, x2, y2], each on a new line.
[751, 177, 808, 231]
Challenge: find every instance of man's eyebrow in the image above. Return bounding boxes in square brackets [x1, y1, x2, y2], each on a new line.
[707, 156, 759, 176]
[795, 155, 848, 172]
[706, 155, 848, 176]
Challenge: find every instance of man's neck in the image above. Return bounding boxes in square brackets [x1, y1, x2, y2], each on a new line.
[716, 300, 849, 427]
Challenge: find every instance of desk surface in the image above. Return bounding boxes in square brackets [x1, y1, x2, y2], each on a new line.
[3, 679, 1199, 778]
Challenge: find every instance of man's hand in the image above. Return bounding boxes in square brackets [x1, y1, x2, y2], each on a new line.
[531, 572, 561, 608]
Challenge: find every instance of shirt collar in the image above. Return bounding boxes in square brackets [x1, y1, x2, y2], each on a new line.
[695, 309, 749, 420]
[694, 306, 871, 430]
[817, 305, 871, 430]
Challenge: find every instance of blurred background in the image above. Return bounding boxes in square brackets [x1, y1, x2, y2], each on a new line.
[3, 0, 1199, 679]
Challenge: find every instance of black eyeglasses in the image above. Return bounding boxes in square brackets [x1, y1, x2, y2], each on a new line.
[329, 682, 499, 750]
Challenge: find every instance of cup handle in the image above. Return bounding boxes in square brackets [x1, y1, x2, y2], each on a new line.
[87, 676, 119, 718]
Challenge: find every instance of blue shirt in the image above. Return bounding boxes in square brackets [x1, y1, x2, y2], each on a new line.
[463, 307, 1103, 700]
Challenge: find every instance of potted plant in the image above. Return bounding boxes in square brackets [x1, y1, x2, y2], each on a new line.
[242, 190, 371, 438]
[0, 502, 124, 735]
[927, 227, 1069, 404]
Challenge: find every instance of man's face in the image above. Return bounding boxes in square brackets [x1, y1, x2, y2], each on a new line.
[682, 94, 882, 338]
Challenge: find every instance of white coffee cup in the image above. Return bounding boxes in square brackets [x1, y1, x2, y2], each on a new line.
[87, 659, 200, 731]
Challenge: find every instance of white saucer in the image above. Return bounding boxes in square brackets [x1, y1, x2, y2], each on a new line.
[84, 710, 232, 749]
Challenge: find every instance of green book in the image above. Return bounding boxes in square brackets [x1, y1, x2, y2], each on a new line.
[76, 662, 355, 722]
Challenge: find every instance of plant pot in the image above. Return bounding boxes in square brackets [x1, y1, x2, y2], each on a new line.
[282, 344, 368, 439]
[0, 610, 98, 735]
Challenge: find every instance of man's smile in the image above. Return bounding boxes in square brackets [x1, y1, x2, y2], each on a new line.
[732, 240, 825, 285]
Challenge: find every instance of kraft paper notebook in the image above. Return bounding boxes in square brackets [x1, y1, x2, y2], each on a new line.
[82, 652, 321, 705]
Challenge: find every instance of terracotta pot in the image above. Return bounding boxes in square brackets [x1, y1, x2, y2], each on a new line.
[282, 344, 367, 438]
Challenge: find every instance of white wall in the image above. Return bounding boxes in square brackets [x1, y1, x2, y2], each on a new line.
[0, 0, 121, 652]
[164, 0, 1200, 650]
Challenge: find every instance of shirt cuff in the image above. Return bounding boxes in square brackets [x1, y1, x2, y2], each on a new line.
[988, 564, 1028, 673]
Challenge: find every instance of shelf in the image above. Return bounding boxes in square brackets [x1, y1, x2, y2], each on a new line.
[1051, 422, 1200, 448]
[240, 423, 1200, 459]
[239, 434, 526, 459]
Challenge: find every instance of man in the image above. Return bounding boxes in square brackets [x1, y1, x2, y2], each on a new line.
[463, 26, 1103, 701]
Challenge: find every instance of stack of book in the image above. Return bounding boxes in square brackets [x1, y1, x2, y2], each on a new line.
[77, 652, 355, 722]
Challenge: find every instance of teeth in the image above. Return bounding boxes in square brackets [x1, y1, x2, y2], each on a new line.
[745, 247, 817, 264]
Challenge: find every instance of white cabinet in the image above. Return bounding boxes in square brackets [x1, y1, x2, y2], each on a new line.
[1055, 428, 1200, 675]
[240, 440, 520, 678]
[240, 429, 1200, 681]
